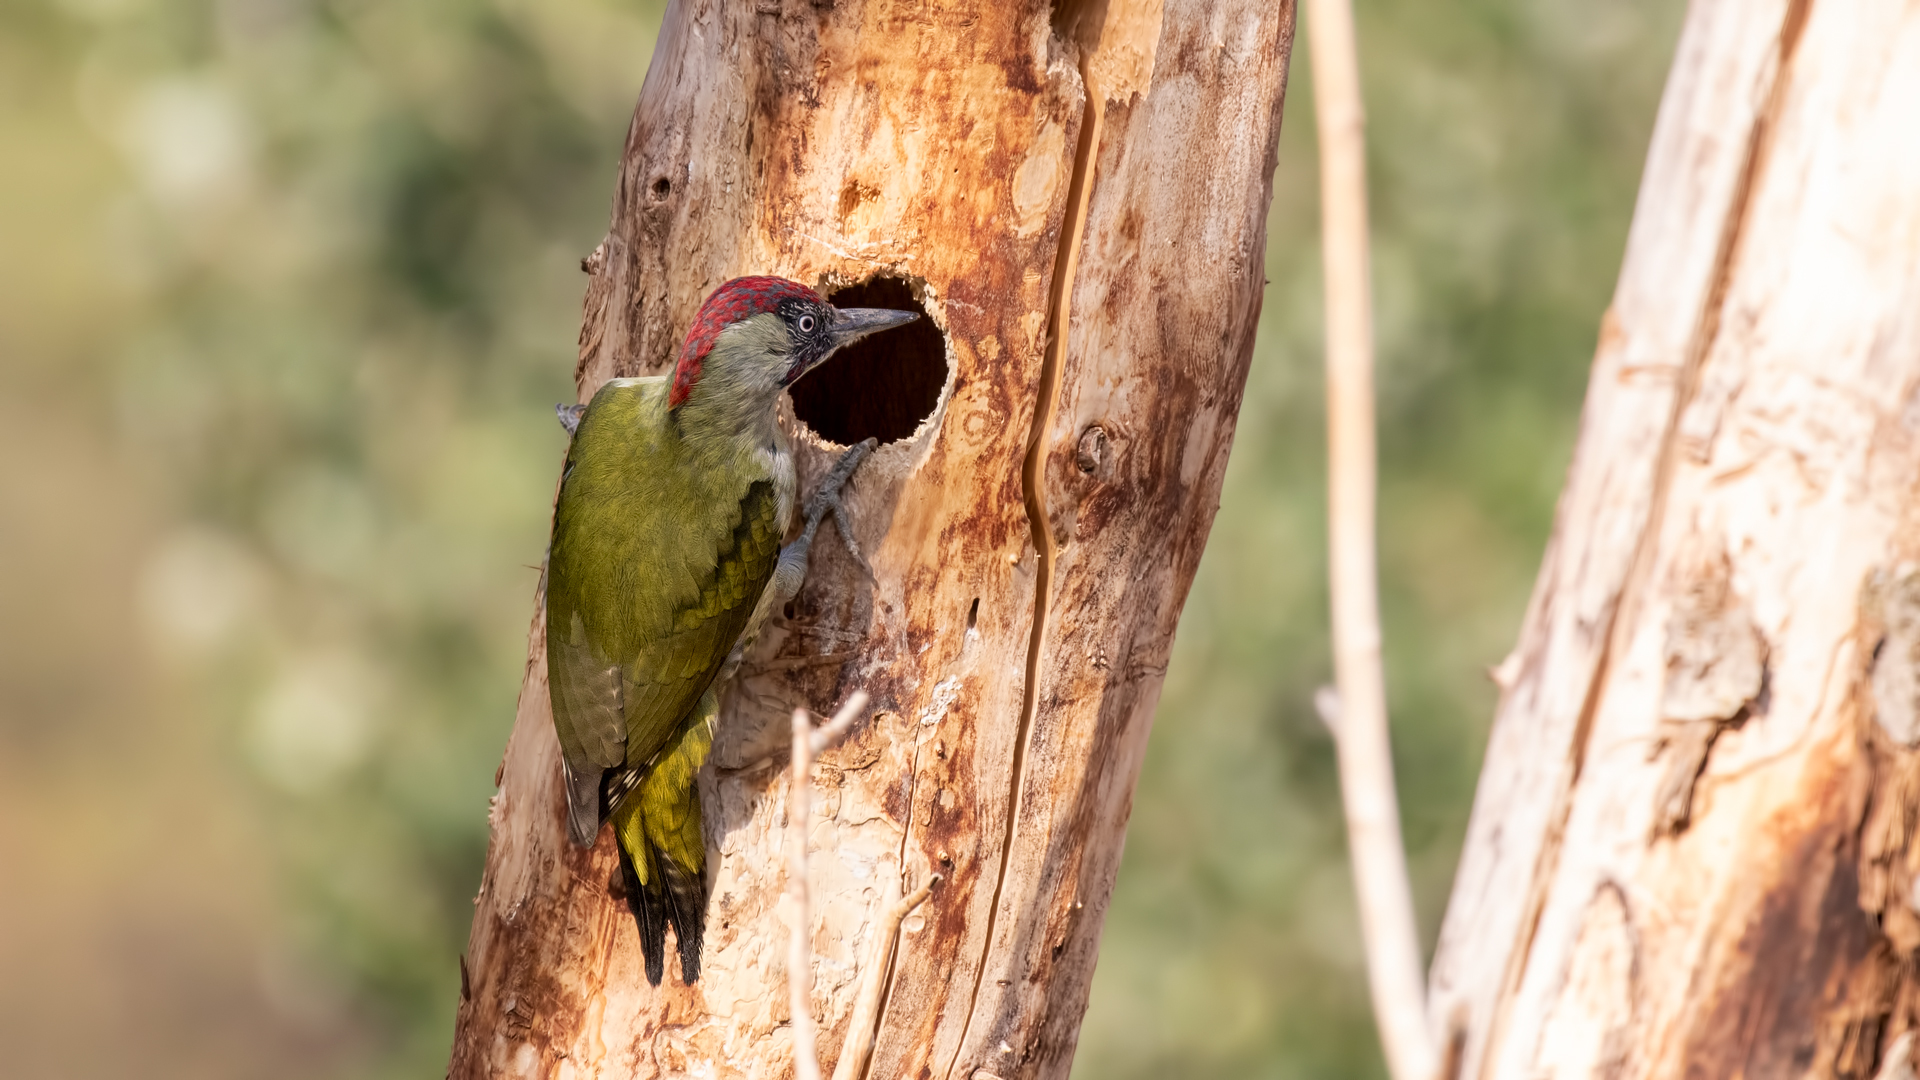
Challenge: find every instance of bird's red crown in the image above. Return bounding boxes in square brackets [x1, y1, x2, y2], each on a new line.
[669, 276, 823, 407]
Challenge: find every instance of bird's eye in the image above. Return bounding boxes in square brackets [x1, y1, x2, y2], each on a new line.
[798, 314, 816, 333]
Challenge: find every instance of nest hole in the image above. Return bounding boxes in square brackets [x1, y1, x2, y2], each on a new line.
[789, 277, 948, 446]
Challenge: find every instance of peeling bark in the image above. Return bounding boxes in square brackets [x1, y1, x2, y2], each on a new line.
[448, 1, 1295, 1077]
[1430, 0, 1920, 1076]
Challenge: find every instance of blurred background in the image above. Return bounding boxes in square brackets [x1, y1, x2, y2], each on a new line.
[0, 0, 1679, 1076]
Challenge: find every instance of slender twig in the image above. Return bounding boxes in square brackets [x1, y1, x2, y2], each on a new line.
[788, 692, 870, 1080]
[830, 873, 938, 1080]
[788, 691, 939, 1080]
[1306, 0, 1439, 1076]
[810, 693, 868, 756]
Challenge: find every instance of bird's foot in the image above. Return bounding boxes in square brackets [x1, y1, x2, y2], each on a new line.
[800, 438, 878, 577]
[766, 439, 879, 613]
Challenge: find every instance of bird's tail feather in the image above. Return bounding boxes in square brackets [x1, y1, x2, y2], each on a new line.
[608, 704, 713, 985]
[657, 851, 706, 984]
[612, 838, 670, 985]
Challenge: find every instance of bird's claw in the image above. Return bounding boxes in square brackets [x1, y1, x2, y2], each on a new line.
[803, 438, 876, 519]
[803, 438, 878, 577]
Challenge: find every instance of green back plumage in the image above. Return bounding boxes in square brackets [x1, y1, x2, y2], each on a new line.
[545, 375, 783, 825]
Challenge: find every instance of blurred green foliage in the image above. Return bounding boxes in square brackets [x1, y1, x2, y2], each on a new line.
[0, 0, 1677, 1076]
[2, 0, 661, 1075]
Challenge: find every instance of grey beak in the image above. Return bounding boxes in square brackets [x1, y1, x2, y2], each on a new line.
[828, 307, 921, 349]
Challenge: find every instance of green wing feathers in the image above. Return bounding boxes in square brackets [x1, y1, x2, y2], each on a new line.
[614, 490, 779, 759]
[543, 377, 783, 984]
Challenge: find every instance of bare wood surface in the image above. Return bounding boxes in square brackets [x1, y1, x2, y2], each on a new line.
[1429, 0, 1920, 1075]
[448, 1, 1296, 1077]
[789, 703, 823, 1080]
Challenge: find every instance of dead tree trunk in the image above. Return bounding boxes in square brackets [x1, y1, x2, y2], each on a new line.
[1429, 0, 1920, 1076]
[448, 1, 1294, 1077]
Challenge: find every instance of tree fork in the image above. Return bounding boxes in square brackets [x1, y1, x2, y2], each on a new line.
[449, 1, 1295, 1077]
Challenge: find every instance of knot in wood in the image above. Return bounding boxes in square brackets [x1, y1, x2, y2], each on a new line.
[579, 240, 608, 275]
[1866, 566, 1920, 746]
[1075, 424, 1107, 475]
[1661, 559, 1765, 724]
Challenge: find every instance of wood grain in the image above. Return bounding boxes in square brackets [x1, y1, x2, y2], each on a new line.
[1429, 0, 1920, 1075]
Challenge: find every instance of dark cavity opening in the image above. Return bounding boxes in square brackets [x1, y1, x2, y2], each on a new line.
[789, 277, 947, 446]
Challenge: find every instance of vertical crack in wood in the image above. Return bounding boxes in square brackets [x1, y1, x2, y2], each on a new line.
[945, 43, 1106, 1080]
[1472, 2, 1816, 1074]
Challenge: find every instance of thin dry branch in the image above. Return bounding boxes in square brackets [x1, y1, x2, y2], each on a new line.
[786, 695, 858, 1080]
[830, 874, 939, 1080]
[1305, 0, 1438, 1076]
[786, 691, 936, 1080]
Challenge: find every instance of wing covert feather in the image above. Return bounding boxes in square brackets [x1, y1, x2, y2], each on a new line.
[617, 479, 780, 766]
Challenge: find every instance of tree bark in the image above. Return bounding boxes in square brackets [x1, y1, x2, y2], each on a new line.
[1429, 0, 1920, 1076]
[448, 1, 1294, 1077]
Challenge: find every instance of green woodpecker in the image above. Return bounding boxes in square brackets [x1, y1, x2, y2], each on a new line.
[546, 276, 918, 985]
